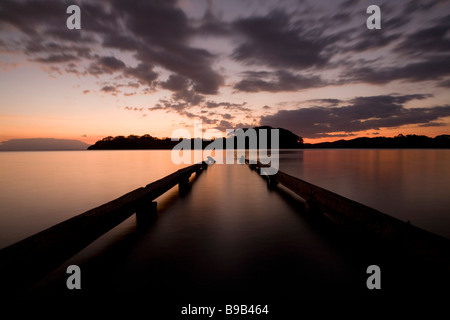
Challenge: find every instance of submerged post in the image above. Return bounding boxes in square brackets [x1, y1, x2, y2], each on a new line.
[136, 200, 157, 225]
[178, 172, 190, 194]
[267, 176, 278, 190]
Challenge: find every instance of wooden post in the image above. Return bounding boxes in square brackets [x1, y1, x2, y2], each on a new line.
[178, 172, 190, 194]
[0, 162, 204, 294]
[273, 170, 450, 265]
[304, 197, 321, 214]
[244, 159, 450, 265]
[195, 164, 204, 176]
[136, 201, 157, 225]
[267, 175, 278, 190]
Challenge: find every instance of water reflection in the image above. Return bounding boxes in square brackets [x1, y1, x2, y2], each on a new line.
[1, 149, 449, 250]
[280, 149, 450, 239]
[8, 150, 448, 301]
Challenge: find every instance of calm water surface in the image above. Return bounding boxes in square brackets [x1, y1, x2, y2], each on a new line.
[278, 149, 450, 239]
[0, 149, 449, 249]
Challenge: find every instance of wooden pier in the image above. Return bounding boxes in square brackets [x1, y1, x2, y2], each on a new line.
[0, 159, 449, 301]
[247, 159, 450, 266]
[0, 162, 208, 294]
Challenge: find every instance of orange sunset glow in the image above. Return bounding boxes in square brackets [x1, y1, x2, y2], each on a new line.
[1, 0, 450, 146]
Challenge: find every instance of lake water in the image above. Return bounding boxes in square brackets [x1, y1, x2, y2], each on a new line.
[278, 149, 450, 240]
[0, 149, 449, 250]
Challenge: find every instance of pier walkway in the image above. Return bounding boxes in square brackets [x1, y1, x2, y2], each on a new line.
[1, 162, 449, 306]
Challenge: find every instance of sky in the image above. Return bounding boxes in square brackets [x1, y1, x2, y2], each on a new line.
[0, 0, 449, 144]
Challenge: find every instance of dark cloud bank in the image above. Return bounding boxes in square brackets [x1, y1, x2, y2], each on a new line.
[261, 95, 450, 138]
[1, 0, 449, 136]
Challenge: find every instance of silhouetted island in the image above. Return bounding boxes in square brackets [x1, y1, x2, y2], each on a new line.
[87, 126, 303, 150]
[303, 134, 450, 149]
[0, 138, 90, 151]
[88, 131, 450, 150]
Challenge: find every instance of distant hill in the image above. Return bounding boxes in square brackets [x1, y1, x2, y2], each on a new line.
[303, 134, 450, 149]
[88, 126, 303, 150]
[0, 138, 91, 151]
[88, 132, 450, 151]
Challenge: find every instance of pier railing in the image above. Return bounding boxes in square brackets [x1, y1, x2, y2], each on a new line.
[0, 162, 208, 294]
[246, 159, 450, 266]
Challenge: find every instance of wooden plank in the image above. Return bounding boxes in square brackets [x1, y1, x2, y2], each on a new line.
[0, 163, 205, 293]
[274, 170, 450, 265]
[244, 159, 449, 265]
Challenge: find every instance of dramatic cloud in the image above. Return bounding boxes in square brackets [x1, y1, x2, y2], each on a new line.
[339, 12, 450, 85]
[0, 0, 223, 98]
[307, 99, 342, 106]
[204, 101, 250, 112]
[1, 0, 450, 138]
[88, 56, 125, 75]
[261, 94, 450, 138]
[338, 9, 410, 53]
[125, 63, 158, 86]
[345, 31, 401, 53]
[24, 41, 92, 59]
[395, 14, 450, 55]
[0, 0, 65, 36]
[34, 54, 78, 64]
[160, 74, 190, 92]
[343, 55, 450, 84]
[196, 0, 231, 37]
[100, 85, 119, 95]
[234, 70, 324, 92]
[232, 10, 333, 70]
[110, 0, 224, 95]
[2, 0, 449, 94]
[146, 95, 251, 127]
[405, 0, 448, 12]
